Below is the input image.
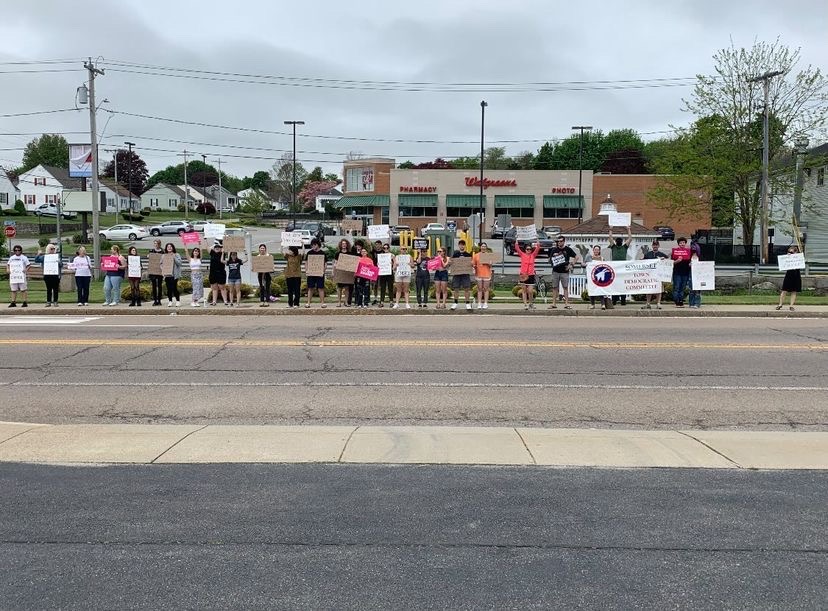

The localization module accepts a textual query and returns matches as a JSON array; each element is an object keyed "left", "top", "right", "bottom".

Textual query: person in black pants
[
  {"left": 414, "top": 246, "right": 431, "bottom": 307},
  {"left": 283, "top": 246, "right": 302, "bottom": 308},
  {"left": 256, "top": 244, "right": 273, "bottom": 307},
  {"left": 148, "top": 239, "right": 164, "bottom": 306},
  {"left": 35, "top": 244, "right": 61, "bottom": 307}
]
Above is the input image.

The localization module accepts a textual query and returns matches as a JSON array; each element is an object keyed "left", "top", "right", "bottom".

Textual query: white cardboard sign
[
  {"left": 281, "top": 231, "right": 304, "bottom": 247},
  {"left": 204, "top": 223, "right": 226, "bottom": 239},
  {"left": 367, "top": 224, "right": 390, "bottom": 240},
  {"left": 654, "top": 259, "right": 674, "bottom": 283},
  {"left": 586, "top": 260, "right": 661, "bottom": 296},
  {"left": 9, "top": 260, "right": 26, "bottom": 284},
  {"left": 43, "top": 254, "right": 60, "bottom": 276},
  {"left": 515, "top": 224, "right": 537, "bottom": 240},
  {"left": 608, "top": 212, "right": 632, "bottom": 227},
  {"left": 777, "top": 253, "right": 806, "bottom": 271},
  {"left": 377, "top": 253, "right": 393, "bottom": 276},
  {"left": 691, "top": 260, "right": 715, "bottom": 291},
  {"left": 128, "top": 255, "right": 142, "bottom": 278}
]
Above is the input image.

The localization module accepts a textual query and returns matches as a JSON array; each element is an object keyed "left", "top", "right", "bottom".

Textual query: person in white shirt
[
  {"left": 71, "top": 246, "right": 93, "bottom": 306},
  {"left": 6, "top": 245, "right": 31, "bottom": 308}
]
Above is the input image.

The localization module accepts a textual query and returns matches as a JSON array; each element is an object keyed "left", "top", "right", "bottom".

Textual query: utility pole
[
  {"left": 182, "top": 149, "right": 189, "bottom": 220},
  {"left": 125, "top": 141, "right": 135, "bottom": 214},
  {"left": 748, "top": 70, "right": 784, "bottom": 264},
  {"left": 111, "top": 149, "right": 119, "bottom": 224},
  {"left": 284, "top": 120, "right": 304, "bottom": 228},
  {"left": 214, "top": 158, "right": 224, "bottom": 219},
  {"left": 84, "top": 57, "right": 105, "bottom": 280},
  {"left": 478, "top": 100, "right": 487, "bottom": 248},
  {"left": 572, "top": 125, "right": 592, "bottom": 223}
]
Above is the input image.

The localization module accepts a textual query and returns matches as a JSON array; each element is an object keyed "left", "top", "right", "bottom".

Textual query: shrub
[
  {"left": 513, "top": 285, "right": 536, "bottom": 297},
  {"left": 100, "top": 240, "right": 113, "bottom": 252},
  {"left": 301, "top": 278, "right": 336, "bottom": 294},
  {"left": 177, "top": 204, "right": 186, "bottom": 213},
  {"left": 196, "top": 203, "right": 216, "bottom": 215},
  {"left": 72, "top": 233, "right": 89, "bottom": 244},
  {"left": 120, "top": 283, "right": 152, "bottom": 301},
  {"left": 471, "top": 285, "right": 496, "bottom": 300},
  {"left": 38, "top": 237, "right": 50, "bottom": 248},
  {"left": 141, "top": 208, "right": 152, "bottom": 216},
  {"left": 428, "top": 286, "right": 453, "bottom": 299},
  {"left": 271, "top": 274, "right": 287, "bottom": 296},
  {"left": 14, "top": 200, "right": 26, "bottom": 215},
  {"left": 122, "top": 212, "right": 144, "bottom": 222}
]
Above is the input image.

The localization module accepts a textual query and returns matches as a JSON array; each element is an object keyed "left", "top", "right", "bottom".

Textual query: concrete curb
[{"left": 0, "top": 423, "right": 826, "bottom": 469}]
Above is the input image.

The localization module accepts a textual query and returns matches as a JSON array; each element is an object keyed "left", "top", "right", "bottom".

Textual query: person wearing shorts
[
  {"left": 304, "top": 239, "right": 328, "bottom": 308},
  {"left": 6, "top": 245, "right": 31, "bottom": 308},
  {"left": 548, "top": 236, "right": 579, "bottom": 309},
  {"left": 516, "top": 241, "right": 540, "bottom": 310},
  {"left": 433, "top": 249, "right": 449, "bottom": 309},
  {"left": 225, "top": 251, "right": 244, "bottom": 306},
  {"left": 449, "top": 239, "right": 473, "bottom": 310},
  {"left": 472, "top": 243, "right": 493, "bottom": 309}
]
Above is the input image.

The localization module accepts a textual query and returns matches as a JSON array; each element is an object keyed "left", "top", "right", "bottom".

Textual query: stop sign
[{"left": 3, "top": 225, "right": 15, "bottom": 238}]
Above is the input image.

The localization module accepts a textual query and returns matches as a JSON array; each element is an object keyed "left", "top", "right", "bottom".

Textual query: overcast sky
[{"left": 1, "top": 0, "right": 825, "bottom": 182}]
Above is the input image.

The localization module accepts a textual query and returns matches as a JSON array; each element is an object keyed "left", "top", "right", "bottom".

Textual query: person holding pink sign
[
  {"left": 102, "top": 245, "right": 126, "bottom": 306},
  {"left": 432, "top": 248, "right": 449, "bottom": 309},
  {"left": 354, "top": 247, "right": 374, "bottom": 308}
]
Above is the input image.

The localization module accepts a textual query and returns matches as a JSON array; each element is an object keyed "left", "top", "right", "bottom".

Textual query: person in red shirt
[
  {"left": 516, "top": 241, "right": 541, "bottom": 310},
  {"left": 671, "top": 237, "right": 692, "bottom": 307}
]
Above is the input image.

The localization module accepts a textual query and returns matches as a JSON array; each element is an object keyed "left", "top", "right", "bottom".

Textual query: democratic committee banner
[{"left": 586, "top": 260, "right": 661, "bottom": 296}]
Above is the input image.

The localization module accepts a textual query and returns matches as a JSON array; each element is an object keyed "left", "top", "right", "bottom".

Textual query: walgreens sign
[{"left": 464, "top": 177, "right": 517, "bottom": 188}]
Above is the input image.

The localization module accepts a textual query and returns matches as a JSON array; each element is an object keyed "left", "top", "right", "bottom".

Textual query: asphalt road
[{"left": 1, "top": 315, "right": 826, "bottom": 430}]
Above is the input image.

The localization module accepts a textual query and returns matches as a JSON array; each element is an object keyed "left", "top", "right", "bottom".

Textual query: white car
[
  {"left": 293, "top": 229, "right": 314, "bottom": 247},
  {"left": 420, "top": 223, "right": 445, "bottom": 236},
  {"left": 99, "top": 224, "right": 149, "bottom": 241},
  {"left": 34, "top": 203, "right": 77, "bottom": 219},
  {"left": 191, "top": 220, "right": 213, "bottom": 233}
]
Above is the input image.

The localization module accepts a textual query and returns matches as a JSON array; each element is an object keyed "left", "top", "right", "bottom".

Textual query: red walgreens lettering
[{"left": 464, "top": 177, "right": 517, "bottom": 189}]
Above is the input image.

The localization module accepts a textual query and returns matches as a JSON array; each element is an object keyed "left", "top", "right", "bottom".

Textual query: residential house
[
  {"left": 98, "top": 178, "right": 142, "bottom": 213},
  {"left": 203, "top": 184, "right": 237, "bottom": 212},
  {"left": 17, "top": 165, "right": 81, "bottom": 211},
  {"left": 0, "top": 167, "right": 16, "bottom": 210},
  {"left": 237, "top": 187, "right": 275, "bottom": 210},
  {"left": 177, "top": 184, "right": 207, "bottom": 208},
  {"left": 141, "top": 183, "right": 188, "bottom": 211},
  {"left": 315, "top": 187, "right": 343, "bottom": 213}
]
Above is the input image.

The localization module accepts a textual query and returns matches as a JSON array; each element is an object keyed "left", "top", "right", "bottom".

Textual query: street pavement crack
[
  {"left": 513, "top": 428, "right": 537, "bottom": 465},
  {"left": 677, "top": 431, "right": 743, "bottom": 468},
  {"left": 149, "top": 425, "right": 208, "bottom": 463}
]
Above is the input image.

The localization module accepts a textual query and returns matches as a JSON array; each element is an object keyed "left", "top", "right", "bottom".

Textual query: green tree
[
  {"left": 271, "top": 153, "right": 308, "bottom": 211},
  {"left": 102, "top": 149, "right": 149, "bottom": 194},
  {"left": 239, "top": 189, "right": 270, "bottom": 215},
  {"left": 532, "top": 142, "right": 556, "bottom": 170},
  {"left": 19, "top": 134, "right": 69, "bottom": 173}
]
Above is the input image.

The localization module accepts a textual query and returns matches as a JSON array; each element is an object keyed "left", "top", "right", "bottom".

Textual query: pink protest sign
[
  {"left": 426, "top": 257, "right": 443, "bottom": 271},
  {"left": 355, "top": 261, "right": 379, "bottom": 281},
  {"left": 100, "top": 256, "right": 120, "bottom": 272},
  {"left": 181, "top": 231, "right": 200, "bottom": 245}
]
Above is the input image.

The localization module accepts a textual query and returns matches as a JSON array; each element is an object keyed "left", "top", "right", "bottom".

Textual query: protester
[
  {"left": 671, "top": 237, "right": 692, "bottom": 307},
  {"left": 226, "top": 251, "right": 244, "bottom": 306},
  {"left": 433, "top": 248, "right": 449, "bottom": 309},
  {"left": 777, "top": 245, "right": 802, "bottom": 311},
  {"left": 126, "top": 245, "right": 142, "bottom": 307},
  {"left": 334, "top": 238, "right": 353, "bottom": 307},
  {"left": 371, "top": 240, "right": 383, "bottom": 304},
  {"left": 392, "top": 245, "right": 413, "bottom": 309},
  {"left": 449, "top": 239, "right": 473, "bottom": 310},
  {"left": 163, "top": 242, "right": 182, "bottom": 307},
  {"left": 71, "top": 246, "right": 92, "bottom": 306},
  {"left": 190, "top": 247, "right": 204, "bottom": 307},
  {"left": 585, "top": 244, "right": 612, "bottom": 310},
  {"left": 208, "top": 242, "right": 228, "bottom": 306},
  {"left": 377, "top": 243, "right": 394, "bottom": 307},
  {"left": 34, "top": 243, "right": 61, "bottom": 307},
  {"left": 689, "top": 238, "right": 703, "bottom": 309},
  {"left": 7, "top": 244, "right": 31, "bottom": 308},
  {"left": 472, "top": 242, "right": 493, "bottom": 310},
  {"left": 256, "top": 244, "right": 273, "bottom": 307},
  {"left": 609, "top": 227, "right": 632, "bottom": 306},
  {"left": 414, "top": 246, "right": 431, "bottom": 308},
  {"left": 354, "top": 247, "right": 373, "bottom": 308},
  {"left": 283, "top": 245, "right": 302, "bottom": 308},
  {"left": 548, "top": 236, "right": 578, "bottom": 309},
  {"left": 304, "top": 239, "right": 328, "bottom": 308},
  {"left": 515, "top": 240, "right": 540, "bottom": 310},
  {"left": 148, "top": 239, "right": 164, "bottom": 306},
  {"left": 642, "top": 240, "right": 668, "bottom": 310},
  {"left": 103, "top": 244, "right": 126, "bottom": 307}
]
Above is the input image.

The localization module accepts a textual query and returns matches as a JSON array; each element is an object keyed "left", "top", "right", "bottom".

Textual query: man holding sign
[
  {"left": 449, "top": 239, "right": 473, "bottom": 310},
  {"left": 7, "top": 245, "right": 31, "bottom": 308},
  {"left": 608, "top": 226, "right": 632, "bottom": 305},
  {"left": 547, "top": 236, "right": 579, "bottom": 309},
  {"left": 642, "top": 241, "right": 668, "bottom": 309}
]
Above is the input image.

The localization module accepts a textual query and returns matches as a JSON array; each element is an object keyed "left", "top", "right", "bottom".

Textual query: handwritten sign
[
  {"left": 777, "top": 253, "right": 806, "bottom": 271},
  {"left": 101, "top": 256, "right": 120, "bottom": 272},
  {"left": 128, "top": 255, "right": 142, "bottom": 278},
  {"left": 204, "top": 223, "right": 226, "bottom": 239},
  {"left": 335, "top": 253, "right": 361, "bottom": 273},
  {"left": 608, "top": 212, "right": 632, "bottom": 227},
  {"left": 281, "top": 231, "right": 304, "bottom": 247},
  {"left": 223, "top": 236, "right": 245, "bottom": 252},
  {"left": 450, "top": 256, "right": 473, "bottom": 275},
  {"left": 654, "top": 258, "right": 674, "bottom": 283},
  {"left": 43, "top": 254, "right": 60, "bottom": 276},
  {"left": 333, "top": 269, "right": 356, "bottom": 284},
  {"left": 355, "top": 261, "right": 379, "bottom": 281},
  {"left": 341, "top": 219, "right": 363, "bottom": 233},
  {"left": 377, "top": 253, "right": 393, "bottom": 276},
  {"left": 426, "top": 257, "right": 443, "bottom": 271},
  {"left": 251, "top": 255, "right": 274, "bottom": 273},
  {"left": 691, "top": 260, "right": 715, "bottom": 291},
  {"left": 395, "top": 254, "right": 412, "bottom": 277},
  {"left": 160, "top": 254, "right": 175, "bottom": 277},
  {"left": 477, "top": 251, "right": 500, "bottom": 265},
  {"left": 515, "top": 224, "right": 537, "bottom": 241},
  {"left": 180, "top": 231, "right": 200, "bottom": 245},
  {"left": 306, "top": 254, "right": 326, "bottom": 277},
  {"left": 8, "top": 260, "right": 26, "bottom": 284},
  {"left": 367, "top": 224, "right": 390, "bottom": 240},
  {"left": 148, "top": 253, "right": 162, "bottom": 275}
]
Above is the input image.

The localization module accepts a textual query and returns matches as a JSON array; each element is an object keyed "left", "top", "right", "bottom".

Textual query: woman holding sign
[
  {"left": 71, "top": 246, "right": 92, "bottom": 306},
  {"left": 34, "top": 244, "right": 61, "bottom": 307},
  {"left": 777, "top": 245, "right": 802, "bottom": 311},
  {"left": 103, "top": 245, "right": 126, "bottom": 306},
  {"left": 283, "top": 246, "right": 302, "bottom": 308},
  {"left": 226, "top": 251, "right": 244, "bottom": 306},
  {"left": 334, "top": 239, "right": 353, "bottom": 307},
  {"left": 392, "top": 245, "right": 413, "bottom": 309},
  {"left": 515, "top": 241, "right": 540, "bottom": 311},
  {"left": 432, "top": 248, "right": 449, "bottom": 309},
  {"left": 473, "top": 243, "right": 494, "bottom": 310},
  {"left": 190, "top": 247, "right": 204, "bottom": 307},
  {"left": 208, "top": 243, "right": 228, "bottom": 306},
  {"left": 148, "top": 239, "right": 164, "bottom": 306},
  {"left": 126, "top": 246, "right": 142, "bottom": 307},
  {"left": 163, "top": 243, "right": 182, "bottom": 307},
  {"left": 414, "top": 246, "right": 431, "bottom": 308}
]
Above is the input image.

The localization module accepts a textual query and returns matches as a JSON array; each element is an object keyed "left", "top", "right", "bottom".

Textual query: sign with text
[
  {"left": 305, "top": 254, "right": 326, "bottom": 277},
  {"left": 355, "top": 261, "right": 379, "bottom": 281},
  {"left": 515, "top": 224, "right": 537, "bottom": 241},
  {"left": 223, "top": 236, "right": 245, "bottom": 252},
  {"left": 341, "top": 219, "right": 363, "bottom": 233},
  {"left": 394, "top": 254, "right": 412, "bottom": 277},
  {"left": 691, "top": 260, "right": 715, "bottom": 291},
  {"left": 160, "top": 254, "right": 175, "bottom": 277},
  {"left": 148, "top": 253, "right": 162, "bottom": 276},
  {"left": 450, "top": 256, "right": 474, "bottom": 275},
  {"left": 127, "top": 256, "right": 142, "bottom": 278},
  {"left": 100, "top": 256, "right": 120, "bottom": 272},
  {"left": 180, "top": 231, "right": 200, "bottom": 245},
  {"left": 43, "top": 254, "right": 60, "bottom": 276},
  {"left": 654, "top": 258, "right": 674, "bottom": 283},
  {"left": 335, "top": 253, "right": 361, "bottom": 273},
  {"left": 586, "top": 260, "right": 661, "bottom": 297},
  {"left": 367, "top": 224, "right": 390, "bottom": 240},
  {"left": 204, "top": 223, "right": 226, "bottom": 239},
  {"left": 281, "top": 231, "right": 304, "bottom": 247},
  {"left": 377, "top": 253, "right": 393, "bottom": 276},
  {"left": 608, "top": 212, "right": 632, "bottom": 227},
  {"left": 251, "top": 255, "right": 274, "bottom": 273},
  {"left": 333, "top": 269, "right": 356, "bottom": 284},
  {"left": 477, "top": 251, "right": 500, "bottom": 265},
  {"left": 777, "top": 253, "right": 806, "bottom": 271},
  {"left": 8, "top": 259, "right": 26, "bottom": 284},
  {"left": 426, "top": 257, "right": 443, "bottom": 271},
  {"left": 412, "top": 238, "right": 429, "bottom": 251}
]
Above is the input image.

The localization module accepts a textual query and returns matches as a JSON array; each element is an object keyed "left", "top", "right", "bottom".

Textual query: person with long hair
[
  {"left": 473, "top": 242, "right": 493, "bottom": 310},
  {"left": 71, "top": 246, "right": 92, "bottom": 306},
  {"left": 226, "top": 251, "right": 244, "bottom": 306},
  {"left": 515, "top": 240, "right": 540, "bottom": 311},
  {"left": 334, "top": 238, "right": 353, "bottom": 307},
  {"left": 34, "top": 243, "right": 61, "bottom": 307},
  {"left": 414, "top": 246, "right": 431, "bottom": 308},
  {"left": 208, "top": 242, "right": 228, "bottom": 306},
  {"left": 432, "top": 247, "right": 449, "bottom": 309},
  {"left": 148, "top": 239, "right": 164, "bottom": 306},
  {"left": 377, "top": 243, "right": 394, "bottom": 307},
  {"left": 163, "top": 242, "right": 182, "bottom": 307},
  {"left": 256, "top": 243, "right": 273, "bottom": 307},
  {"left": 190, "top": 247, "right": 204, "bottom": 307},
  {"left": 777, "top": 245, "right": 802, "bottom": 311},
  {"left": 392, "top": 245, "right": 413, "bottom": 309},
  {"left": 126, "top": 245, "right": 142, "bottom": 307},
  {"left": 103, "top": 244, "right": 126, "bottom": 307},
  {"left": 585, "top": 244, "right": 612, "bottom": 310},
  {"left": 284, "top": 245, "right": 302, "bottom": 308}
]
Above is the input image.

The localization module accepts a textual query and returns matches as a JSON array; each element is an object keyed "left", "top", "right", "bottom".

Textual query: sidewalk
[{"left": 1, "top": 422, "right": 826, "bottom": 469}]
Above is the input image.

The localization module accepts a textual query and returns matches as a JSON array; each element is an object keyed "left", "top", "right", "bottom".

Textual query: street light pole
[
  {"left": 83, "top": 57, "right": 104, "bottom": 279},
  {"left": 124, "top": 141, "right": 135, "bottom": 214},
  {"left": 213, "top": 158, "right": 224, "bottom": 220},
  {"left": 284, "top": 120, "right": 305, "bottom": 227},
  {"left": 571, "top": 125, "right": 592, "bottom": 223},
  {"left": 478, "top": 101, "right": 487, "bottom": 248}
]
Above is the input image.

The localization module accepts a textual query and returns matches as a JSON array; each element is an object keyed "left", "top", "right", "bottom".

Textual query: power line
[{"left": 0, "top": 108, "right": 81, "bottom": 119}]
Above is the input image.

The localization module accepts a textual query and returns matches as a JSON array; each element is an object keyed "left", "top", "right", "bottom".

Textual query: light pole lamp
[
  {"left": 284, "top": 120, "right": 305, "bottom": 227},
  {"left": 124, "top": 141, "right": 135, "bottom": 214},
  {"left": 571, "top": 126, "right": 592, "bottom": 223},
  {"left": 478, "top": 101, "right": 487, "bottom": 248}
]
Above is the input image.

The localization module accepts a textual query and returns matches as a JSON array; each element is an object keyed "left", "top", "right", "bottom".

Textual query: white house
[
  {"left": 203, "top": 184, "right": 237, "bottom": 212},
  {"left": 315, "top": 187, "right": 343, "bottom": 213},
  {"left": 0, "top": 167, "right": 16, "bottom": 211},
  {"left": 141, "top": 183, "right": 188, "bottom": 211},
  {"left": 17, "top": 165, "right": 80, "bottom": 211},
  {"left": 237, "top": 188, "right": 275, "bottom": 210},
  {"left": 177, "top": 184, "right": 205, "bottom": 208},
  {"left": 98, "top": 178, "right": 141, "bottom": 213}
]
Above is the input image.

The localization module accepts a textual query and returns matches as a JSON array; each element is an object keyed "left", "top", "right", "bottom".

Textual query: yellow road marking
[{"left": 0, "top": 338, "right": 826, "bottom": 350}]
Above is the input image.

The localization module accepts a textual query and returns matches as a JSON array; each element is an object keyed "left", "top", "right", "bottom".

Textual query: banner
[
  {"left": 147, "top": 253, "right": 162, "bottom": 276},
  {"left": 691, "top": 260, "right": 715, "bottom": 291},
  {"left": 223, "top": 236, "right": 245, "bottom": 252},
  {"left": 127, "top": 255, "right": 142, "bottom": 278},
  {"left": 100, "top": 256, "right": 120, "bottom": 272},
  {"left": 608, "top": 212, "right": 631, "bottom": 227},
  {"left": 43, "top": 254, "right": 60, "bottom": 276},
  {"left": 377, "top": 253, "right": 393, "bottom": 276},
  {"left": 335, "top": 253, "right": 361, "bottom": 273},
  {"left": 8, "top": 260, "right": 26, "bottom": 284},
  {"left": 586, "top": 260, "right": 661, "bottom": 296},
  {"left": 251, "top": 256, "right": 274, "bottom": 273},
  {"left": 180, "top": 231, "right": 200, "bottom": 245},
  {"left": 306, "top": 254, "right": 326, "bottom": 277},
  {"left": 367, "top": 224, "right": 390, "bottom": 240},
  {"left": 777, "top": 253, "right": 806, "bottom": 271},
  {"left": 515, "top": 224, "right": 537, "bottom": 240},
  {"left": 281, "top": 231, "right": 304, "bottom": 247},
  {"left": 355, "top": 261, "right": 379, "bottom": 281},
  {"left": 204, "top": 223, "right": 226, "bottom": 239},
  {"left": 654, "top": 258, "right": 674, "bottom": 283}
]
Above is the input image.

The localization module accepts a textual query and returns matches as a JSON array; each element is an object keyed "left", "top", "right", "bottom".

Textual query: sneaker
[
  {"left": 192, "top": 302, "right": 199, "bottom": 307},
  {"left": 405, "top": 304, "right": 411, "bottom": 309},
  {"left": 167, "top": 301, "right": 173, "bottom": 307},
  {"left": 83, "top": 303, "right": 88, "bottom": 306},
  {"left": 477, "top": 303, "right": 483, "bottom": 310},
  {"left": 391, "top": 303, "right": 398, "bottom": 309},
  {"left": 450, "top": 303, "right": 458, "bottom": 310},
  {"left": 175, "top": 300, "right": 181, "bottom": 307},
  {"left": 590, "top": 305, "right": 596, "bottom": 310},
  {"left": 53, "top": 303, "right": 58, "bottom": 307},
  {"left": 482, "top": 304, "right": 488, "bottom": 310},
  {"left": 642, "top": 304, "right": 651, "bottom": 310},
  {"left": 524, "top": 304, "right": 530, "bottom": 310},
  {"left": 529, "top": 304, "right": 536, "bottom": 310},
  {"left": 102, "top": 302, "right": 110, "bottom": 307},
  {"left": 466, "top": 303, "right": 472, "bottom": 310},
  {"left": 45, "top": 303, "right": 52, "bottom": 308},
  {"left": 8, "top": 302, "right": 16, "bottom": 308},
  {"left": 78, "top": 302, "right": 83, "bottom": 307},
  {"left": 21, "top": 302, "right": 27, "bottom": 308}
]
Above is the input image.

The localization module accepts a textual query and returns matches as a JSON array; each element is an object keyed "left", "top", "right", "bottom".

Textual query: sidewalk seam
[
  {"left": 337, "top": 426, "right": 360, "bottom": 463},
  {"left": 677, "top": 431, "right": 743, "bottom": 469},
  {"left": 149, "top": 425, "right": 209, "bottom": 464},
  {"left": 513, "top": 428, "right": 537, "bottom": 465},
  {"left": 0, "top": 425, "right": 48, "bottom": 447}
]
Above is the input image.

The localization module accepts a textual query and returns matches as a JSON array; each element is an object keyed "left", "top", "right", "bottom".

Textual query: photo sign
[
  {"left": 515, "top": 224, "right": 537, "bottom": 241},
  {"left": 586, "top": 260, "right": 661, "bottom": 297},
  {"left": 148, "top": 253, "right": 162, "bottom": 275},
  {"left": 43, "top": 254, "right": 60, "bottom": 276},
  {"left": 608, "top": 212, "right": 632, "bottom": 227},
  {"left": 251, "top": 255, "right": 274, "bottom": 273},
  {"left": 204, "top": 223, "right": 226, "bottom": 239},
  {"left": 100, "top": 256, "right": 120, "bottom": 272},
  {"left": 128, "top": 255, "right": 142, "bottom": 278},
  {"left": 777, "top": 253, "right": 806, "bottom": 271},
  {"left": 367, "top": 224, "right": 390, "bottom": 240},
  {"left": 450, "top": 256, "right": 474, "bottom": 275},
  {"left": 335, "top": 253, "right": 361, "bottom": 273},
  {"left": 281, "top": 231, "right": 304, "bottom": 247},
  {"left": 377, "top": 253, "right": 393, "bottom": 275},
  {"left": 306, "top": 254, "right": 326, "bottom": 277},
  {"left": 8, "top": 260, "right": 26, "bottom": 284},
  {"left": 691, "top": 260, "right": 715, "bottom": 291}
]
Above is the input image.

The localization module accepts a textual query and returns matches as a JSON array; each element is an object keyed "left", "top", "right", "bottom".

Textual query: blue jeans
[
  {"left": 104, "top": 275, "right": 123, "bottom": 304},
  {"left": 672, "top": 273, "right": 690, "bottom": 305},
  {"left": 689, "top": 290, "right": 702, "bottom": 307}
]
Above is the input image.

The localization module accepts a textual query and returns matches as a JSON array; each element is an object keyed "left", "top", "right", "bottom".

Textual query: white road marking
[{"left": 0, "top": 317, "right": 99, "bottom": 325}]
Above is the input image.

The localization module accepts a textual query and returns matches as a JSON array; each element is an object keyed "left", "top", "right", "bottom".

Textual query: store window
[
  {"left": 399, "top": 206, "right": 438, "bottom": 217},
  {"left": 493, "top": 206, "right": 534, "bottom": 218},
  {"left": 818, "top": 167, "right": 825, "bottom": 187},
  {"left": 345, "top": 167, "right": 375, "bottom": 193},
  {"left": 543, "top": 195, "right": 583, "bottom": 219}
]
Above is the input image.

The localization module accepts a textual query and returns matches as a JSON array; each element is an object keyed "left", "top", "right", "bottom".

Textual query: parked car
[
  {"left": 653, "top": 225, "right": 675, "bottom": 241},
  {"left": 541, "top": 225, "right": 562, "bottom": 236},
  {"left": 99, "top": 224, "right": 149, "bottom": 241},
  {"left": 420, "top": 222, "right": 445, "bottom": 237},
  {"left": 33, "top": 203, "right": 77, "bottom": 219},
  {"left": 490, "top": 221, "right": 513, "bottom": 239},
  {"left": 191, "top": 220, "right": 214, "bottom": 233},
  {"left": 292, "top": 229, "right": 314, "bottom": 247},
  {"left": 503, "top": 228, "right": 557, "bottom": 256},
  {"left": 149, "top": 220, "right": 193, "bottom": 236},
  {"left": 390, "top": 225, "right": 412, "bottom": 245},
  {"left": 300, "top": 222, "right": 334, "bottom": 242}
]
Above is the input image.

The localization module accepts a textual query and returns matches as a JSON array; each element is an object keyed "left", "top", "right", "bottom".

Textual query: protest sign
[
  {"left": 281, "top": 231, "right": 304, "bottom": 247},
  {"left": 223, "top": 236, "right": 245, "bottom": 252},
  {"left": 8, "top": 260, "right": 26, "bottom": 284},
  {"left": 341, "top": 219, "right": 362, "bottom": 233},
  {"left": 691, "top": 260, "right": 715, "bottom": 291},
  {"left": 100, "top": 256, "right": 120, "bottom": 272},
  {"left": 204, "top": 223, "right": 226, "bottom": 239},
  {"left": 777, "top": 253, "right": 806, "bottom": 271},
  {"left": 306, "top": 254, "right": 326, "bottom": 277},
  {"left": 377, "top": 253, "right": 393, "bottom": 275},
  {"left": 43, "top": 254, "right": 60, "bottom": 276},
  {"left": 180, "top": 231, "right": 200, "bottom": 245},
  {"left": 251, "top": 255, "right": 274, "bottom": 273},
  {"left": 477, "top": 251, "right": 500, "bottom": 265},
  {"left": 450, "top": 256, "right": 474, "bottom": 275},
  {"left": 147, "top": 253, "right": 162, "bottom": 275},
  {"left": 160, "top": 254, "right": 175, "bottom": 277},
  {"left": 654, "top": 259, "right": 674, "bottom": 283},
  {"left": 335, "top": 253, "right": 361, "bottom": 273},
  {"left": 585, "top": 260, "right": 661, "bottom": 296},
  {"left": 355, "top": 261, "right": 379, "bottom": 281},
  {"left": 395, "top": 254, "right": 412, "bottom": 277},
  {"left": 128, "top": 256, "right": 142, "bottom": 278},
  {"left": 426, "top": 257, "right": 443, "bottom": 271},
  {"left": 333, "top": 269, "right": 356, "bottom": 284},
  {"left": 367, "top": 224, "right": 390, "bottom": 240},
  {"left": 515, "top": 224, "right": 537, "bottom": 241},
  {"left": 608, "top": 212, "right": 632, "bottom": 227},
  {"left": 412, "top": 238, "right": 429, "bottom": 250}
]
